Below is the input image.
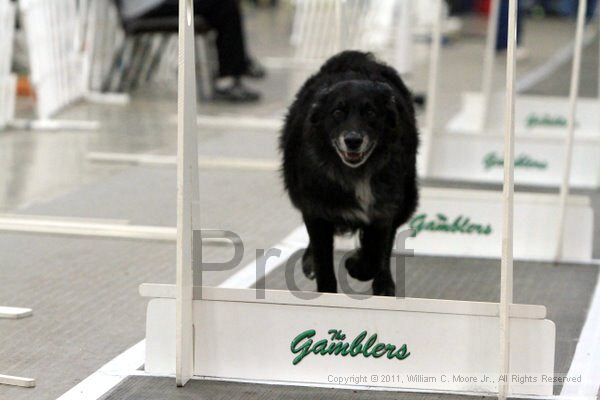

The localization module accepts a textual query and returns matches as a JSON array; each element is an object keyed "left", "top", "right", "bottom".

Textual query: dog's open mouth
[{"left": 333, "top": 142, "right": 376, "bottom": 168}]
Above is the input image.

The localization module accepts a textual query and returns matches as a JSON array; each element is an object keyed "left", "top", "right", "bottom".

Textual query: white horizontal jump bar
[
  {"left": 0, "top": 216, "right": 231, "bottom": 244},
  {"left": 87, "top": 152, "right": 279, "bottom": 171},
  {"left": 196, "top": 114, "right": 282, "bottom": 131},
  {"left": 138, "top": 283, "right": 547, "bottom": 319},
  {"left": 0, "top": 374, "right": 35, "bottom": 388},
  {"left": 9, "top": 118, "right": 99, "bottom": 131},
  {"left": 0, "top": 306, "right": 33, "bottom": 319},
  {"left": 84, "top": 92, "right": 131, "bottom": 105}
]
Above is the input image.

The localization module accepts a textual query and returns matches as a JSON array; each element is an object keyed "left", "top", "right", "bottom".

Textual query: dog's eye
[
  {"left": 332, "top": 109, "right": 344, "bottom": 120},
  {"left": 366, "top": 110, "right": 376, "bottom": 119}
]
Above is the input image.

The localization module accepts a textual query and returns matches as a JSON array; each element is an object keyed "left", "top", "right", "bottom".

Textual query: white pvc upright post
[
  {"left": 555, "top": 0, "right": 587, "bottom": 262},
  {"left": 421, "top": 0, "right": 444, "bottom": 176},
  {"left": 333, "top": 0, "right": 342, "bottom": 53},
  {"left": 175, "top": 0, "right": 200, "bottom": 387},
  {"left": 499, "top": 0, "right": 518, "bottom": 398},
  {"left": 394, "top": 0, "right": 413, "bottom": 75},
  {"left": 480, "top": 0, "right": 501, "bottom": 131}
]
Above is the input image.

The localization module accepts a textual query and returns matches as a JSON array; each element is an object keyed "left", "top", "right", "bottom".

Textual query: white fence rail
[
  {"left": 20, "top": 0, "right": 87, "bottom": 119},
  {"left": 0, "top": 0, "right": 16, "bottom": 130}
]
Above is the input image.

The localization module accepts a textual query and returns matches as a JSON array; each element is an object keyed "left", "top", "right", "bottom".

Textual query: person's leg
[
  {"left": 496, "top": 0, "right": 524, "bottom": 51},
  {"left": 140, "top": 0, "right": 262, "bottom": 101},
  {"left": 194, "top": 0, "right": 249, "bottom": 78},
  {"left": 195, "top": 0, "right": 263, "bottom": 101},
  {"left": 138, "top": 1, "right": 178, "bottom": 18},
  {"left": 587, "top": 0, "right": 597, "bottom": 19},
  {"left": 496, "top": 0, "right": 508, "bottom": 50}
]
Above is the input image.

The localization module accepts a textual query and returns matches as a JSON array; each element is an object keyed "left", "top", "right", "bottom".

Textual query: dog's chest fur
[{"left": 339, "top": 178, "right": 374, "bottom": 223}]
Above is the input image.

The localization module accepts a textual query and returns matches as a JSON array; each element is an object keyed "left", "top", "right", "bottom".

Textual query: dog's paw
[
  {"left": 372, "top": 278, "right": 396, "bottom": 297},
  {"left": 302, "top": 248, "right": 316, "bottom": 280},
  {"left": 344, "top": 250, "right": 376, "bottom": 281}
]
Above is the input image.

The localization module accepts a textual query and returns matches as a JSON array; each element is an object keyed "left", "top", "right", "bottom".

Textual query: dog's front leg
[
  {"left": 361, "top": 224, "right": 396, "bottom": 296},
  {"left": 304, "top": 217, "right": 336, "bottom": 293}
]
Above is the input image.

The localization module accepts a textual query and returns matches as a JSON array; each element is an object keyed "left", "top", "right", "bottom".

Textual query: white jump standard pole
[
  {"left": 175, "top": 0, "right": 200, "bottom": 387},
  {"left": 421, "top": 0, "right": 444, "bottom": 176},
  {"left": 555, "top": 0, "right": 587, "bottom": 262},
  {"left": 480, "top": 0, "right": 501, "bottom": 132},
  {"left": 499, "top": 0, "right": 518, "bottom": 398}
]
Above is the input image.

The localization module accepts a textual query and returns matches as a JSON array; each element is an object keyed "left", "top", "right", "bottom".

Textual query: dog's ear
[
  {"left": 308, "top": 87, "right": 330, "bottom": 124},
  {"left": 385, "top": 95, "right": 399, "bottom": 128},
  {"left": 309, "top": 101, "right": 323, "bottom": 124},
  {"left": 375, "top": 82, "right": 399, "bottom": 128}
]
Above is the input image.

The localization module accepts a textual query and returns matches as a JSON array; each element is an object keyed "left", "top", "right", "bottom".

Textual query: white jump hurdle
[
  {"left": 16, "top": 0, "right": 100, "bottom": 131},
  {"left": 421, "top": 0, "right": 593, "bottom": 264},
  {"left": 443, "top": 0, "right": 598, "bottom": 189},
  {"left": 140, "top": 2, "right": 556, "bottom": 399},
  {"left": 340, "top": 187, "right": 592, "bottom": 263}
]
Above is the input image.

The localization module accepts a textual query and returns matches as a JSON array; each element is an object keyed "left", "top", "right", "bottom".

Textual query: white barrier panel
[
  {"left": 449, "top": 92, "right": 600, "bottom": 138},
  {"left": 441, "top": 90, "right": 600, "bottom": 188},
  {"left": 423, "top": 130, "right": 600, "bottom": 189},
  {"left": 0, "top": 0, "right": 16, "bottom": 129},
  {"left": 142, "top": 285, "right": 555, "bottom": 397},
  {"left": 20, "top": 0, "right": 87, "bottom": 119},
  {"left": 331, "top": 187, "right": 593, "bottom": 262}
]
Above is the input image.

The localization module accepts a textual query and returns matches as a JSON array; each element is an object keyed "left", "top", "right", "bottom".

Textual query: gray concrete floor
[
  {"left": 0, "top": 5, "right": 599, "bottom": 400},
  {"left": 100, "top": 377, "right": 494, "bottom": 400}
]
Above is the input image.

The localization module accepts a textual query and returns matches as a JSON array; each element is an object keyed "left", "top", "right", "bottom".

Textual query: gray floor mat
[{"left": 100, "top": 376, "right": 492, "bottom": 400}]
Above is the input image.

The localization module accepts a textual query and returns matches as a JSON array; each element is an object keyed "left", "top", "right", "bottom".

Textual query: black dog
[{"left": 280, "top": 51, "right": 419, "bottom": 296}]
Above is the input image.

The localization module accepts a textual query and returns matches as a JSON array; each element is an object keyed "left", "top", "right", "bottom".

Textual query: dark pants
[
  {"left": 142, "top": 0, "right": 249, "bottom": 77},
  {"left": 496, "top": 0, "right": 523, "bottom": 50}
]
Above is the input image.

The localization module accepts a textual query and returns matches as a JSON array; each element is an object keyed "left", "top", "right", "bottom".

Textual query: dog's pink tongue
[{"left": 345, "top": 152, "right": 362, "bottom": 161}]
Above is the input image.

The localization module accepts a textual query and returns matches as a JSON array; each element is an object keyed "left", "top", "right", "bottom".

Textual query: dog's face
[{"left": 308, "top": 80, "right": 399, "bottom": 168}]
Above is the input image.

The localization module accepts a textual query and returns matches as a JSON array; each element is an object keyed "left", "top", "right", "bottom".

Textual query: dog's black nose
[{"left": 344, "top": 132, "right": 363, "bottom": 151}]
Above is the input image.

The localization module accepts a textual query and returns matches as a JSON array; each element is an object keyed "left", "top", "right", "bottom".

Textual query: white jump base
[
  {"left": 448, "top": 92, "right": 600, "bottom": 138},
  {"left": 423, "top": 131, "right": 600, "bottom": 189},
  {"left": 0, "top": 306, "right": 33, "bottom": 319},
  {"left": 334, "top": 187, "right": 593, "bottom": 263},
  {"left": 439, "top": 93, "right": 600, "bottom": 188},
  {"left": 0, "top": 374, "right": 35, "bottom": 388},
  {"left": 141, "top": 284, "right": 555, "bottom": 397}
]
